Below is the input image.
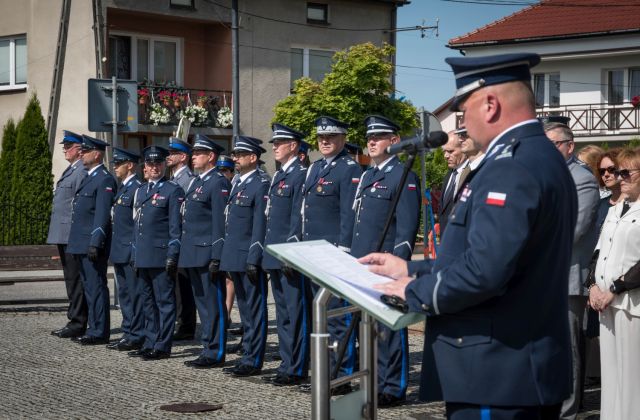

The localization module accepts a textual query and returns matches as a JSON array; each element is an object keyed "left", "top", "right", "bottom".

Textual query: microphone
[{"left": 386, "top": 130, "right": 448, "bottom": 155}]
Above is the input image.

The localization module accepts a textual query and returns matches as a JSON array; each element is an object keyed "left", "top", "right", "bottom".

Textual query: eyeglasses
[
  {"left": 62, "top": 143, "right": 79, "bottom": 150},
  {"left": 598, "top": 166, "right": 616, "bottom": 176},
  {"left": 614, "top": 168, "right": 640, "bottom": 180},
  {"left": 551, "top": 139, "right": 572, "bottom": 148}
]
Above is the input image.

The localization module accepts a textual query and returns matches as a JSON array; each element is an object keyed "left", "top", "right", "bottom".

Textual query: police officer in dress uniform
[
  {"left": 128, "top": 146, "right": 185, "bottom": 361},
  {"left": 180, "top": 135, "right": 231, "bottom": 369},
  {"left": 367, "top": 53, "right": 576, "bottom": 419},
  {"left": 262, "top": 123, "right": 311, "bottom": 386},
  {"left": 67, "top": 135, "right": 117, "bottom": 345},
  {"left": 48, "top": 131, "right": 88, "bottom": 338},
  {"left": 220, "top": 136, "right": 270, "bottom": 377},
  {"left": 106, "top": 147, "right": 145, "bottom": 351},
  {"left": 351, "top": 115, "right": 421, "bottom": 407},
  {"left": 298, "top": 140, "right": 311, "bottom": 168},
  {"left": 167, "top": 138, "right": 197, "bottom": 341},
  {"left": 217, "top": 155, "right": 236, "bottom": 181},
  {"left": 298, "top": 116, "right": 362, "bottom": 389}
]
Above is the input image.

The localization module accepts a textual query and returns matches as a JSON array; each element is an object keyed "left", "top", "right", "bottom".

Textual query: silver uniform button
[{"left": 421, "top": 304, "right": 429, "bottom": 311}]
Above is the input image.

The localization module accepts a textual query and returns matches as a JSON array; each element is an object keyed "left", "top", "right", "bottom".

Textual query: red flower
[
  {"left": 632, "top": 95, "right": 640, "bottom": 108},
  {"left": 137, "top": 88, "right": 150, "bottom": 98}
]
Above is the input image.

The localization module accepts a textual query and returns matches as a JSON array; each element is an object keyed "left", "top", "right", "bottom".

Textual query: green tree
[
  {"left": 0, "top": 118, "right": 18, "bottom": 243},
  {"left": 273, "top": 43, "right": 419, "bottom": 148},
  {"left": 10, "top": 94, "right": 53, "bottom": 244}
]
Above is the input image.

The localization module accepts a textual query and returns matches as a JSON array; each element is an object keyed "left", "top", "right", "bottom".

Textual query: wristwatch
[{"left": 609, "top": 278, "right": 626, "bottom": 295}]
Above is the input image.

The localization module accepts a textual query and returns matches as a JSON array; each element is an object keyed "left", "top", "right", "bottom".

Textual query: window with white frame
[
  {"left": 533, "top": 72, "right": 560, "bottom": 107},
  {"left": 108, "top": 33, "right": 182, "bottom": 85},
  {"left": 290, "top": 47, "right": 334, "bottom": 90},
  {"left": 0, "top": 35, "right": 27, "bottom": 90},
  {"left": 604, "top": 68, "right": 640, "bottom": 104}
]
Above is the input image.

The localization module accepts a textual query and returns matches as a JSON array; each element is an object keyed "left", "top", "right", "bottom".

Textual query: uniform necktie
[
  {"left": 147, "top": 181, "right": 155, "bottom": 194},
  {"left": 442, "top": 169, "right": 457, "bottom": 205}
]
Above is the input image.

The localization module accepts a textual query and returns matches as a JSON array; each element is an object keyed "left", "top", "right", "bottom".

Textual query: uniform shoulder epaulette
[{"left": 167, "top": 180, "right": 179, "bottom": 186}]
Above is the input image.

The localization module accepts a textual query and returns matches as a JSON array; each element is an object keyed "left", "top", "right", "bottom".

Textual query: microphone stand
[{"left": 331, "top": 147, "right": 419, "bottom": 380}]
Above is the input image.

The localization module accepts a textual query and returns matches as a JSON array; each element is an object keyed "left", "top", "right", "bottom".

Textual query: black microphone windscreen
[{"left": 426, "top": 131, "right": 448, "bottom": 148}]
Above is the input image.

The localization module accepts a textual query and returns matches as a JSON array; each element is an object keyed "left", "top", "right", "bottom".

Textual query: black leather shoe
[
  {"left": 222, "top": 365, "right": 237, "bottom": 375},
  {"left": 172, "top": 331, "right": 195, "bottom": 341},
  {"left": 184, "top": 356, "right": 225, "bottom": 369},
  {"left": 107, "top": 339, "right": 142, "bottom": 351},
  {"left": 228, "top": 326, "right": 244, "bottom": 336},
  {"left": 76, "top": 335, "right": 110, "bottom": 346},
  {"left": 271, "top": 374, "right": 308, "bottom": 387},
  {"left": 331, "top": 384, "right": 352, "bottom": 396},
  {"left": 261, "top": 374, "right": 278, "bottom": 383},
  {"left": 128, "top": 348, "right": 152, "bottom": 357},
  {"left": 377, "top": 393, "right": 405, "bottom": 408},
  {"left": 298, "top": 383, "right": 312, "bottom": 393},
  {"left": 142, "top": 350, "right": 171, "bottom": 360},
  {"left": 53, "top": 327, "right": 84, "bottom": 338},
  {"left": 230, "top": 364, "right": 261, "bottom": 377}
]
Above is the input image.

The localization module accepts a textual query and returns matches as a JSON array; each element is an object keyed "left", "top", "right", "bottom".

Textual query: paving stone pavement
[{"left": 0, "top": 282, "right": 601, "bottom": 419}]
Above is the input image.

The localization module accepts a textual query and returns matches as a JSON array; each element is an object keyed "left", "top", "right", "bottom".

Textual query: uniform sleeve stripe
[{"left": 433, "top": 271, "right": 443, "bottom": 315}]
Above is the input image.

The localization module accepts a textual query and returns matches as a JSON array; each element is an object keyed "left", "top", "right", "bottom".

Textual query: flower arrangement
[
  {"left": 158, "top": 90, "right": 172, "bottom": 104},
  {"left": 216, "top": 106, "right": 233, "bottom": 128},
  {"left": 632, "top": 95, "right": 640, "bottom": 108},
  {"left": 179, "top": 105, "right": 209, "bottom": 126},
  {"left": 149, "top": 103, "right": 171, "bottom": 125},
  {"left": 196, "top": 91, "right": 208, "bottom": 102},
  {"left": 137, "top": 88, "right": 150, "bottom": 105}
]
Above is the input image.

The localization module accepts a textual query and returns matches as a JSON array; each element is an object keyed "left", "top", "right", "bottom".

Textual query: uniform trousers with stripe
[
  {"left": 269, "top": 269, "right": 312, "bottom": 377},
  {"left": 114, "top": 262, "right": 145, "bottom": 344},
  {"left": 229, "top": 270, "right": 268, "bottom": 368},
  {"left": 75, "top": 254, "right": 110, "bottom": 339},
  {"left": 138, "top": 268, "right": 176, "bottom": 353},
  {"left": 186, "top": 267, "right": 227, "bottom": 361}
]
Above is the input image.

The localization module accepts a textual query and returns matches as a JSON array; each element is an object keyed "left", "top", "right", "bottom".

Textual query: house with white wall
[{"left": 436, "top": 0, "right": 640, "bottom": 144}]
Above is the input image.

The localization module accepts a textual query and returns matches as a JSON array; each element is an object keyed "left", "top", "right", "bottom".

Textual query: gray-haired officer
[
  {"left": 220, "top": 136, "right": 270, "bottom": 377},
  {"left": 107, "top": 147, "right": 144, "bottom": 351},
  {"left": 48, "top": 131, "right": 88, "bottom": 339},
  {"left": 180, "top": 135, "right": 231, "bottom": 369},
  {"left": 67, "top": 135, "right": 117, "bottom": 345},
  {"left": 129, "top": 146, "right": 185, "bottom": 360},
  {"left": 167, "top": 138, "right": 197, "bottom": 341},
  {"left": 369, "top": 53, "right": 576, "bottom": 418},
  {"left": 263, "top": 123, "right": 310, "bottom": 386},
  {"left": 351, "top": 115, "right": 421, "bottom": 407},
  {"left": 298, "top": 116, "right": 362, "bottom": 389}
]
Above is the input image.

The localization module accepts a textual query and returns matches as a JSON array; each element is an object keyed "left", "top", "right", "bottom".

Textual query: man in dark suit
[
  {"left": 438, "top": 130, "right": 466, "bottom": 233},
  {"left": 107, "top": 147, "right": 144, "bottom": 351},
  {"left": 262, "top": 123, "right": 310, "bottom": 386},
  {"left": 48, "top": 131, "right": 88, "bottom": 338},
  {"left": 366, "top": 53, "right": 577, "bottom": 418},
  {"left": 129, "top": 146, "right": 185, "bottom": 361},
  {"left": 298, "top": 116, "right": 362, "bottom": 388},
  {"left": 67, "top": 135, "right": 117, "bottom": 345},
  {"left": 544, "top": 119, "right": 599, "bottom": 420},
  {"left": 351, "top": 115, "right": 421, "bottom": 407},
  {"left": 220, "top": 136, "right": 270, "bottom": 377},
  {"left": 180, "top": 135, "right": 231, "bottom": 369},
  {"left": 167, "top": 138, "right": 197, "bottom": 341}
]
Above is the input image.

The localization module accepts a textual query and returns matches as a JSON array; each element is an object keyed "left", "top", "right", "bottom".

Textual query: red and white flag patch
[
  {"left": 486, "top": 192, "right": 506, "bottom": 207},
  {"left": 351, "top": 178, "right": 360, "bottom": 184},
  {"left": 407, "top": 183, "right": 417, "bottom": 191}
]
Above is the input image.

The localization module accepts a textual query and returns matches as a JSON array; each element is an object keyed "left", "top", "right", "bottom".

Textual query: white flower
[
  {"left": 217, "top": 106, "right": 233, "bottom": 128},
  {"left": 179, "top": 105, "right": 209, "bottom": 126},
  {"left": 149, "top": 103, "right": 170, "bottom": 126}
]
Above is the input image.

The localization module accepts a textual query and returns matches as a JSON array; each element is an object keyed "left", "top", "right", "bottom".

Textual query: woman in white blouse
[{"left": 588, "top": 148, "right": 640, "bottom": 419}]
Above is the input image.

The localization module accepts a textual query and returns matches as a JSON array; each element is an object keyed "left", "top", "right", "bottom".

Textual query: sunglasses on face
[
  {"left": 614, "top": 168, "right": 640, "bottom": 180},
  {"left": 599, "top": 166, "right": 616, "bottom": 176}
]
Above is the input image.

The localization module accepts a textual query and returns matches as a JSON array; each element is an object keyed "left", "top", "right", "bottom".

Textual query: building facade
[{"left": 0, "top": 0, "right": 406, "bottom": 179}]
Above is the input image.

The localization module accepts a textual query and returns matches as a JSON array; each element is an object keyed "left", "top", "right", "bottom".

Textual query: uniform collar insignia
[
  {"left": 204, "top": 175, "right": 211, "bottom": 181},
  {"left": 287, "top": 167, "right": 293, "bottom": 173},
  {"left": 385, "top": 165, "right": 393, "bottom": 173},
  {"left": 331, "top": 161, "right": 336, "bottom": 167}
]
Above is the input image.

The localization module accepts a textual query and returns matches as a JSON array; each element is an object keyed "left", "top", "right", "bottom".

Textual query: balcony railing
[
  {"left": 137, "top": 84, "right": 233, "bottom": 130},
  {"left": 537, "top": 103, "right": 640, "bottom": 137}
]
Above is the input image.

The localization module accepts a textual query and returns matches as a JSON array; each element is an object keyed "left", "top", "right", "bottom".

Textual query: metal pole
[
  {"left": 231, "top": 0, "right": 239, "bottom": 137},
  {"left": 359, "top": 312, "right": 377, "bottom": 420},
  {"left": 419, "top": 110, "right": 427, "bottom": 251},
  {"left": 311, "top": 287, "right": 332, "bottom": 420},
  {"left": 111, "top": 76, "right": 118, "bottom": 149}
]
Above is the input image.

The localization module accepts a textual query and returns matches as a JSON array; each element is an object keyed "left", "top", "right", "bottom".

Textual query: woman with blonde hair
[
  {"left": 587, "top": 147, "right": 640, "bottom": 419},
  {"left": 578, "top": 144, "right": 605, "bottom": 183}
]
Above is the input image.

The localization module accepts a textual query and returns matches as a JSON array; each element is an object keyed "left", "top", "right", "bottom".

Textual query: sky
[{"left": 395, "top": 1, "right": 527, "bottom": 112}]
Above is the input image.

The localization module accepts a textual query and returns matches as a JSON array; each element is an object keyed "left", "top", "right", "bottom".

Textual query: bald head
[{"left": 443, "top": 131, "right": 465, "bottom": 169}]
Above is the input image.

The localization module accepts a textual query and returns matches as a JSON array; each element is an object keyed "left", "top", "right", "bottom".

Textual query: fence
[{"left": 0, "top": 202, "right": 50, "bottom": 246}]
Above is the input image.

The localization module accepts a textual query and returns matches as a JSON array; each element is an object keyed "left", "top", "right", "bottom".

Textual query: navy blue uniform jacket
[
  {"left": 132, "top": 179, "right": 185, "bottom": 268},
  {"left": 299, "top": 149, "right": 362, "bottom": 251},
  {"left": 179, "top": 169, "right": 231, "bottom": 268},
  {"left": 263, "top": 159, "right": 307, "bottom": 270},
  {"left": 405, "top": 122, "right": 577, "bottom": 406},
  {"left": 350, "top": 156, "right": 421, "bottom": 259},
  {"left": 109, "top": 176, "right": 142, "bottom": 264},
  {"left": 67, "top": 165, "right": 117, "bottom": 255},
  {"left": 220, "top": 170, "right": 269, "bottom": 272}
]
